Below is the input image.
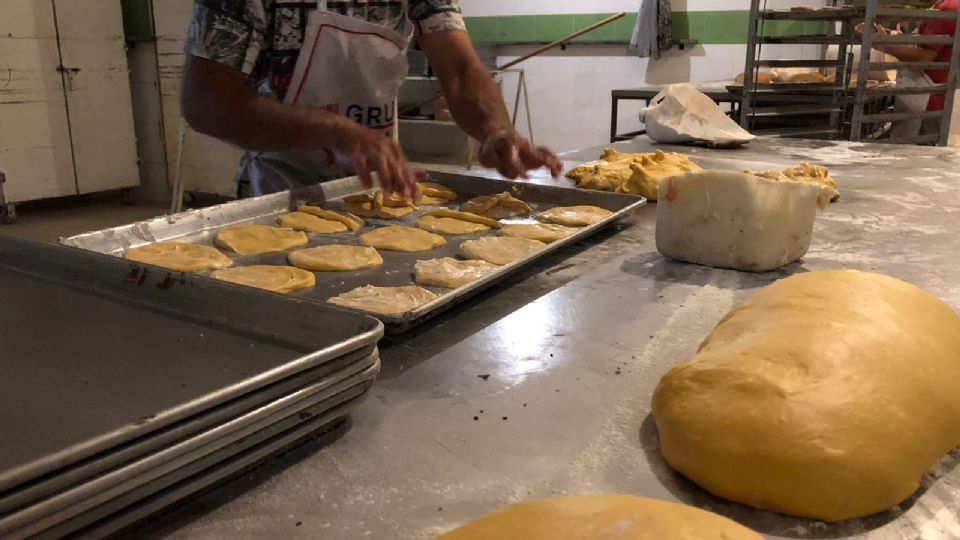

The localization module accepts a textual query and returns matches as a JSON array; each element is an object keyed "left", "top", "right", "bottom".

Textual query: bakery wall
[{"left": 461, "top": 0, "right": 827, "bottom": 152}]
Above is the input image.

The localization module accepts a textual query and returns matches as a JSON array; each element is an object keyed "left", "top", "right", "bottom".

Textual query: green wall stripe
[
  {"left": 465, "top": 12, "right": 827, "bottom": 45},
  {"left": 121, "top": 0, "right": 155, "bottom": 40}
]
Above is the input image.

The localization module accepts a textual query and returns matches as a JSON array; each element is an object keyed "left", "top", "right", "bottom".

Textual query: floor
[{"left": 2, "top": 196, "right": 167, "bottom": 244}]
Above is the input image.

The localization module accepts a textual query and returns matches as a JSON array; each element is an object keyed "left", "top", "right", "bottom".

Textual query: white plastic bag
[{"left": 640, "top": 83, "right": 755, "bottom": 147}]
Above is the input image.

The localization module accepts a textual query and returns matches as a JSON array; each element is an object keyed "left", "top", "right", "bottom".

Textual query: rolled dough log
[
  {"left": 125, "top": 242, "right": 232, "bottom": 272},
  {"left": 652, "top": 270, "right": 960, "bottom": 522},
  {"left": 434, "top": 494, "right": 763, "bottom": 540},
  {"left": 655, "top": 170, "right": 835, "bottom": 272}
]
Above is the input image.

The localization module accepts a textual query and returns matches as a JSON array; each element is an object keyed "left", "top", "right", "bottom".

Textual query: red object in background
[{"left": 920, "top": 0, "right": 959, "bottom": 110}]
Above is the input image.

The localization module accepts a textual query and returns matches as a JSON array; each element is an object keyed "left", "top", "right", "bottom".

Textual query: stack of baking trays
[{"left": 0, "top": 235, "right": 383, "bottom": 539}]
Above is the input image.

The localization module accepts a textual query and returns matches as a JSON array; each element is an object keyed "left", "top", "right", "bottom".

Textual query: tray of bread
[{"left": 62, "top": 172, "right": 645, "bottom": 333}]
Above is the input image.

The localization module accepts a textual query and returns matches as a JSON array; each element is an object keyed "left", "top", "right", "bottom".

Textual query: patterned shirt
[{"left": 186, "top": 0, "right": 464, "bottom": 100}]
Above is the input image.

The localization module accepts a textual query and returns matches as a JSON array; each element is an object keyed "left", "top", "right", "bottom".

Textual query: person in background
[
  {"left": 180, "top": 1, "right": 562, "bottom": 200},
  {"left": 858, "top": 0, "right": 958, "bottom": 137}
]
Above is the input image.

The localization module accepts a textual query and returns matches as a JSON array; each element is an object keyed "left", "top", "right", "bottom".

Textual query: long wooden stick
[
  {"left": 399, "top": 12, "right": 627, "bottom": 117},
  {"left": 497, "top": 12, "right": 626, "bottom": 70}
]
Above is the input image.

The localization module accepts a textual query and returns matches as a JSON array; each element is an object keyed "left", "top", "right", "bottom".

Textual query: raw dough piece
[
  {"left": 125, "top": 242, "right": 232, "bottom": 272},
  {"left": 460, "top": 236, "right": 545, "bottom": 266},
  {"left": 416, "top": 215, "right": 491, "bottom": 235},
  {"left": 328, "top": 285, "right": 438, "bottom": 315},
  {"left": 640, "top": 84, "right": 756, "bottom": 148},
  {"left": 745, "top": 163, "right": 840, "bottom": 201},
  {"left": 500, "top": 223, "right": 577, "bottom": 243},
  {"left": 344, "top": 191, "right": 417, "bottom": 219},
  {"left": 426, "top": 209, "right": 501, "bottom": 228},
  {"left": 213, "top": 224, "right": 308, "bottom": 255},
  {"left": 566, "top": 148, "right": 701, "bottom": 200},
  {"left": 360, "top": 226, "right": 446, "bottom": 252},
  {"left": 296, "top": 205, "right": 363, "bottom": 231},
  {"left": 278, "top": 212, "right": 349, "bottom": 234},
  {"left": 210, "top": 265, "right": 315, "bottom": 293},
  {"left": 652, "top": 270, "right": 960, "bottom": 522},
  {"left": 418, "top": 182, "right": 457, "bottom": 205},
  {"left": 656, "top": 170, "right": 836, "bottom": 272},
  {"left": 734, "top": 71, "right": 776, "bottom": 85},
  {"left": 435, "top": 494, "right": 763, "bottom": 540},
  {"left": 460, "top": 192, "right": 531, "bottom": 219},
  {"left": 536, "top": 205, "right": 612, "bottom": 227},
  {"left": 414, "top": 258, "right": 499, "bottom": 288},
  {"left": 786, "top": 71, "right": 831, "bottom": 83},
  {"left": 288, "top": 245, "right": 383, "bottom": 271}
]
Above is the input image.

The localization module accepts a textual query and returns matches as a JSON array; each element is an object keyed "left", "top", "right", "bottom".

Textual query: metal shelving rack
[
  {"left": 848, "top": 1, "right": 960, "bottom": 145},
  {"left": 740, "top": 2, "right": 860, "bottom": 139},
  {"left": 741, "top": 0, "right": 960, "bottom": 145}
]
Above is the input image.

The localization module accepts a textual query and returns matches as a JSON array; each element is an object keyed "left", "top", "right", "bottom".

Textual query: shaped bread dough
[
  {"left": 210, "top": 265, "right": 315, "bottom": 293},
  {"left": 434, "top": 494, "right": 763, "bottom": 540},
  {"left": 745, "top": 163, "right": 840, "bottom": 202},
  {"left": 418, "top": 182, "right": 457, "bottom": 204},
  {"left": 414, "top": 258, "right": 499, "bottom": 288},
  {"left": 288, "top": 245, "right": 384, "bottom": 271},
  {"left": 214, "top": 224, "right": 308, "bottom": 255},
  {"left": 416, "top": 215, "right": 491, "bottom": 235},
  {"left": 655, "top": 170, "right": 836, "bottom": 272},
  {"left": 278, "top": 212, "right": 349, "bottom": 234},
  {"left": 360, "top": 226, "right": 446, "bottom": 252},
  {"left": 500, "top": 223, "right": 577, "bottom": 243},
  {"left": 652, "top": 270, "right": 960, "bottom": 522},
  {"left": 125, "top": 242, "right": 232, "bottom": 272},
  {"left": 328, "top": 285, "right": 438, "bottom": 315},
  {"left": 566, "top": 148, "right": 701, "bottom": 200},
  {"left": 460, "top": 236, "right": 545, "bottom": 266},
  {"left": 343, "top": 191, "right": 417, "bottom": 219},
  {"left": 296, "top": 206, "right": 364, "bottom": 230},
  {"left": 460, "top": 192, "right": 532, "bottom": 219},
  {"left": 426, "top": 209, "right": 501, "bottom": 228},
  {"left": 536, "top": 205, "right": 612, "bottom": 227}
]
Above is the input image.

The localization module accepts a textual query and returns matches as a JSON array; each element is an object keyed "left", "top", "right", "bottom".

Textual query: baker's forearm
[
  {"left": 419, "top": 30, "right": 513, "bottom": 141},
  {"left": 181, "top": 56, "right": 356, "bottom": 151},
  {"left": 875, "top": 44, "right": 938, "bottom": 63}
]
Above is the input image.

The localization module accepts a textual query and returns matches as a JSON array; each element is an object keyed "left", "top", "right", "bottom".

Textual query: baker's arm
[
  {"left": 874, "top": 44, "right": 938, "bottom": 62},
  {"left": 180, "top": 55, "right": 419, "bottom": 199},
  {"left": 418, "top": 30, "right": 562, "bottom": 179}
]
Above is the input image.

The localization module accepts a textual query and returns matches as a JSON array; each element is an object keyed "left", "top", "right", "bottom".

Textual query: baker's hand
[
  {"left": 335, "top": 124, "right": 422, "bottom": 201},
  {"left": 479, "top": 130, "right": 563, "bottom": 180}
]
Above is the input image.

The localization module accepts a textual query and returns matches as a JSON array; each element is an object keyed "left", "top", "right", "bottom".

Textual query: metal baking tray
[
  {"left": 62, "top": 171, "right": 646, "bottom": 333},
  {"left": 0, "top": 235, "right": 382, "bottom": 494},
  {"left": 0, "top": 346, "right": 377, "bottom": 516},
  {"left": 0, "top": 358, "right": 380, "bottom": 539},
  {"left": 71, "top": 397, "right": 362, "bottom": 540}
]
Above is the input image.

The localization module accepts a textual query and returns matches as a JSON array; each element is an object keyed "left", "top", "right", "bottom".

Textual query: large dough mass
[
  {"left": 360, "top": 226, "right": 446, "bottom": 252},
  {"left": 328, "top": 285, "right": 438, "bottom": 315},
  {"left": 652, "top": 270, "right": 960, "bottom": 521},
  {"left": 288, "top": 245, "right": 384, "bottom": 271},
  {"left": 214, "top": 224, "right": 308, "bottom": 255},
  {"left": 125, "top": 242, "right": 232, "bottom": 272},
  {"left": 434, "top": 494, "right": 763, "bottom": 540},
  {"left": 210, "top": 265, "right": 315, "bottom": 293},
  {"left": 414, "top": 258, "right": 499, "bottom": 288},
  {"left": 656, "top": 170, "right": 835, "bottom": 272},
  {"left": 566, "top": 148, "right": 701, "bottom": 200},
  {"left": 460, "top": 236, "right": 545, "bottom": 266}
]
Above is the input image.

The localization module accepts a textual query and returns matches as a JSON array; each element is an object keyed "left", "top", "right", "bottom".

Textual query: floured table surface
[{"left": 126, "top": 138, "right": 960, "bottom": 540}]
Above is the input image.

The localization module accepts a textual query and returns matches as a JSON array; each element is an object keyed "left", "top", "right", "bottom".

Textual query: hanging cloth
[{"left": 630, "top": 0, "right": 673, "bottom": 58}]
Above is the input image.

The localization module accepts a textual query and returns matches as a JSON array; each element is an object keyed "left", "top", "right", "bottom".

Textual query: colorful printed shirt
[{"left": 185, "top": 0, "right": 464, "bottom": 100}]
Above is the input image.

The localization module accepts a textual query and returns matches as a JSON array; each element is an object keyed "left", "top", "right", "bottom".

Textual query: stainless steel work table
[{"left": 132, "top": 137, "right": 960, "bottom": 540}]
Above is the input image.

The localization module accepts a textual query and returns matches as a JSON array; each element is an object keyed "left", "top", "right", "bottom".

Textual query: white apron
[
  {"left": 238, "top": 1, "right": 414, "bottom": 197},
  {"left": 891, "top": 68, "right": 936, "bottom": 139}
]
